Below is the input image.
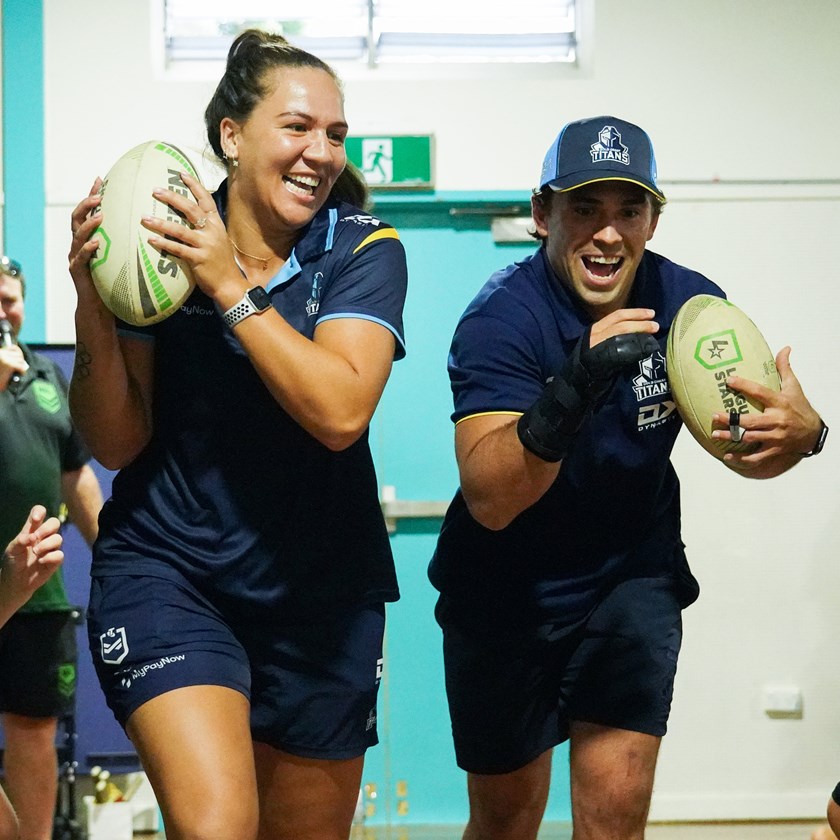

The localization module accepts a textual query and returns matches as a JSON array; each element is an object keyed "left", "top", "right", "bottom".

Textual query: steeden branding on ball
[{"left": 90, "top": 140, "right": 200, "bottom": 326}]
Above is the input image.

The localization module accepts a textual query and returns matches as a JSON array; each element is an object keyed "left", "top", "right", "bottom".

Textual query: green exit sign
[{"left": 346, "top": 135, "right": 434, "bottom": 189}]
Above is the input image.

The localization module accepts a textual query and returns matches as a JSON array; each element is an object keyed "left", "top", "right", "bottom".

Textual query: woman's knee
[
  {"left": 827, "top": 795, "right": 840, "bottom": 836},
  {"left": 161, "top": 799, "right": 258, "bottom": 840}
]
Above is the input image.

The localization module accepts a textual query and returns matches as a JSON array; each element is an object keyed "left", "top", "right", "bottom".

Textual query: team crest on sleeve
[
  {"left": 591, "top": 125, "right": 630, "bottom": 165},
  {"left": 306, "top": 272, "right": 323, "bottom": 317},
  {"left": 100, "top": 626, "right": 129, "bottom": 665}
]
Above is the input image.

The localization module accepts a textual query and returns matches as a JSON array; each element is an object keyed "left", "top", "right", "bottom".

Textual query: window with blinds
[{"left": 164, "top": 0, "right": 577, "bottom": 67}]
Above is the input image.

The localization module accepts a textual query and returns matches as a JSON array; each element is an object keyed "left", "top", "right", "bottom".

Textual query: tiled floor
[{"left": 645, "top": 823, "right": 828, "bottom": 840}]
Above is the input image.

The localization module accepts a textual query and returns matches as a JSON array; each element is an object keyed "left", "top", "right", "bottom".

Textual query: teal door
[{"left": 360, "top": 196, "right": 573, "bottom": 829}]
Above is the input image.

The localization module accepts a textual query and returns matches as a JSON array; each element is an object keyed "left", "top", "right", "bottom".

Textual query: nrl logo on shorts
[
  {"left": 100, "top": 626, "right": 129, "bottom": 665},
  {"left": 591, "top": 125, "right": 630, "bottom": 165}
]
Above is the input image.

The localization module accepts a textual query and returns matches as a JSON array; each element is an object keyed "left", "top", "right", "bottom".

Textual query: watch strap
[
  {"left": 801, "top": 419, "right": 828, "bottom": 457},
  {"left": 223, "top": 288, "right": 270, "bottom": 328}
]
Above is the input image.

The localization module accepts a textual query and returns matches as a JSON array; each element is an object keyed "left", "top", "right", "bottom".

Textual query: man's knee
[
  {"left": 569, "top": 724, "right": 659, "bottom": 839},
  {"left": 572, "top": 789, "right": 650, "bottom": 840},
  {"left": 465, "top": 755, "right": 552, "bottom": 840}
]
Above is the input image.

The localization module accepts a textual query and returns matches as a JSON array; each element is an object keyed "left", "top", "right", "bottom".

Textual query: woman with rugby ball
[{"left": 68, "top": 29, "right": 407, "bottom": 840}]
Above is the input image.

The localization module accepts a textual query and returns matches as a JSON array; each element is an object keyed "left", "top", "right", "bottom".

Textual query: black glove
[{"left": 517, "top": 329, "right": 660, "bottom": 462}]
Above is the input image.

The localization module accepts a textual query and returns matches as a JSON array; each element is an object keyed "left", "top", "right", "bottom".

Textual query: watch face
[{"left": 247, "top": 286, "right": 272, "bottom": 311}]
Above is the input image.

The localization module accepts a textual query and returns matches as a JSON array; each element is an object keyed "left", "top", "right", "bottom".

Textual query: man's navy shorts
[
  {"left": 87, "top": 572, "right": 386, "bottom": 760},
  {"left": 0, "top": 611, "right": 78, "bottom": 717},
  {"left": 436, "top": 576, "right": 683, "bottom": 774}
]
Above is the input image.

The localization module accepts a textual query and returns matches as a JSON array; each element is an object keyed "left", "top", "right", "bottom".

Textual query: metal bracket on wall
[{"left": 380, "top": 485, "right": 449, "bottom": 533}]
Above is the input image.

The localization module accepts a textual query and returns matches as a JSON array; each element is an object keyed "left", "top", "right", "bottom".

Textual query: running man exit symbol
[
  {"left": 346, "top": 135, "right": 434, "bottom": 188},
  {"left": 362, "top": 139, "right": 393, "bottom": 184}
]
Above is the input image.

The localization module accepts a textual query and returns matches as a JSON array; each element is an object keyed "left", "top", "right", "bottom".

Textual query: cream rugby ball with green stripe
[{"left": 90, "top": 140, "right": 200, "bottom": 326}]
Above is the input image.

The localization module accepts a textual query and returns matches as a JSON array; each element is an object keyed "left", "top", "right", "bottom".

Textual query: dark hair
[
  {"left": 528, "top": 186, "right": 665, "bottom": 242},
  {"left": 331, "top": 160, "right": 371, "bottom": 211},
  {"left": 204, "top": 29, "right": 369, "bottom": 209}
]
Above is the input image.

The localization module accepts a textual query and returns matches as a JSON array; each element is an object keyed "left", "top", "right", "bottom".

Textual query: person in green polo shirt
[
  {"left": 0, "top": 505, "right": 65, "bottom": 840},
  {"left": 0, "top": 256, "right": 103, "bottom": 840}
]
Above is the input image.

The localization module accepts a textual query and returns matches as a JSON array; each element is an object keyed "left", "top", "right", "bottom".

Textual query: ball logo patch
[{"left": 693, "top": 329, "right": 743, "bottom": 370}]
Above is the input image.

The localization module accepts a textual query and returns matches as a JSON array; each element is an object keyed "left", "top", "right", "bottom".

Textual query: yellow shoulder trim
[
  {"left": 353, "top": 228, "right": 400, "bottom": 253},
  {"left": 454, "top": 410, "right": 524, "bottom": 427}
]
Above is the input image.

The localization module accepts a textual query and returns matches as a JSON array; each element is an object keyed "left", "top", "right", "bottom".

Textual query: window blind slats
[{"left": 164, "top": 0, "right": 577, "bottom": 66}]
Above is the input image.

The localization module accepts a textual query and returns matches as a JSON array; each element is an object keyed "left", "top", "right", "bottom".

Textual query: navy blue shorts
[
  {"left": 436, "top": 576, "right": 683, "bottom": 774},
  {"left": 87, "top": 573, "right": 386, "bottom": 759},
  {"left": 0, "top": 611, "right": 78, "bottom": 717}
]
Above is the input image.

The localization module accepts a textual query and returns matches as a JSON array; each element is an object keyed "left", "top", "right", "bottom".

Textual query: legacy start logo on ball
[
  {"left": 666, "top": 294, "right": 781, "bottom": 465},
  {"left": 90, "top": 140, "right": 200, "bottom": 326}
]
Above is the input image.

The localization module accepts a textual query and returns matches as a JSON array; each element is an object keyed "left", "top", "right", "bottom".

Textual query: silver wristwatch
[{"left": 222, "top": 286, "right": 272, "bottom": 328}]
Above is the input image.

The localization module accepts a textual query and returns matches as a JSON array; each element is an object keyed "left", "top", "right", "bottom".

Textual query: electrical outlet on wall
[{"left": 761, "top": 685, "right": 803, "bottom": 719}]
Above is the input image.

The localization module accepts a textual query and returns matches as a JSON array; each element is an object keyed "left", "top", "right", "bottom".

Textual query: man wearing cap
[
  {"left": 0, "top": 255, "right": 103, "bottom": 840},
  {"left": 428, "top": 116, "right": 824, "bottom": 840}
]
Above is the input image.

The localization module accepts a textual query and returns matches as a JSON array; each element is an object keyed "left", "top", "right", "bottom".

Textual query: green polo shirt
[{"left": 0, "top": 343, "right": 90, "bottom": 612}]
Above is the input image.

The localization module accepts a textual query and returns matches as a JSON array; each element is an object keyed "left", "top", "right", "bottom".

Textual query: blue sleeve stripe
[
  {"left": 325, "top": 208, "right": 338, "bottom": 251},
  {"left": 315, "top": 312, "right": 406, "bottom": 357}
]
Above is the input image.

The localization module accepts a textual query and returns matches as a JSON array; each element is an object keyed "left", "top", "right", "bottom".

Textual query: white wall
[{"left": 42, "top": 0, "right": 840, "bottom": 822}]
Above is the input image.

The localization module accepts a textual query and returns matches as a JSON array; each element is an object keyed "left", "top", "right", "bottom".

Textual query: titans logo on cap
[{"left": 590, "top": 125, "right": 630, "bottom": 166}]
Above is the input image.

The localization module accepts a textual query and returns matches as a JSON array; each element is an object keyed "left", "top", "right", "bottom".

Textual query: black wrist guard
[
  {"left": 517, "top": 375, "right": 586, "bottom": 462},
  {"left": 517, "top": 329, "right": 659, "bottom": 462}
]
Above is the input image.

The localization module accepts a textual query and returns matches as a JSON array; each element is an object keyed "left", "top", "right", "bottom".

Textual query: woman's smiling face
[{"left": 225, "top": 65, "right": 348, "bottom": 233}]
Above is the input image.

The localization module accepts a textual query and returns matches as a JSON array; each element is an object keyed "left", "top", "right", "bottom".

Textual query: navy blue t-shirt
[
  {"left": 429, "top": 247, "right": 724, "bottom": 627},
  {"left": 93, "top": 187, "right": 407, "bottom": 613}
]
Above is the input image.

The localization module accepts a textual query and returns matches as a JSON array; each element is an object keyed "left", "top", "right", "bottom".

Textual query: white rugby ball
[
  {"left": 90, "top": 140, "right": 200, "bottom": 326},
  {"left": 666, "top": 294, "right": 781, "bottom": 463}
]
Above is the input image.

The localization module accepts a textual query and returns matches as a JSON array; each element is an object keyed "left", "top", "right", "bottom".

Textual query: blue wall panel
[
  {"left": 364, "top": 205, "right": 572, "bottom": 827},
  {"left": 2, "top": 0, "right": 47, "bottom": 342}
]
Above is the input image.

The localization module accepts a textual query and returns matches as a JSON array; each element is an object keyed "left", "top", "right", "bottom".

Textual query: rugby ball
[
  {"left": 666, "top": 294, "right": 781, "bottom": 462},
  {"left": 90, "top": 140, "right": 201, "bottom": 326}
]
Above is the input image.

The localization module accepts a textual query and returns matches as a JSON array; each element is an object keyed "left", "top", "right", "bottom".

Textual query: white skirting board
[{"left": 649, "top": 790, "right": 829, "bottom": 822}]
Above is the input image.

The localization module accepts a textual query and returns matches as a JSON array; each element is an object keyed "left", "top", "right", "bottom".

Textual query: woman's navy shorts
[{"left": 88, "top": 572, "right": 385, "bottom": 760}]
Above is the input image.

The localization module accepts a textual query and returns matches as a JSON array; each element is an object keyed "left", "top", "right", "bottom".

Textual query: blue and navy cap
[{"left": 537, "top": 115, "right": 665, "bottom": 202}]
